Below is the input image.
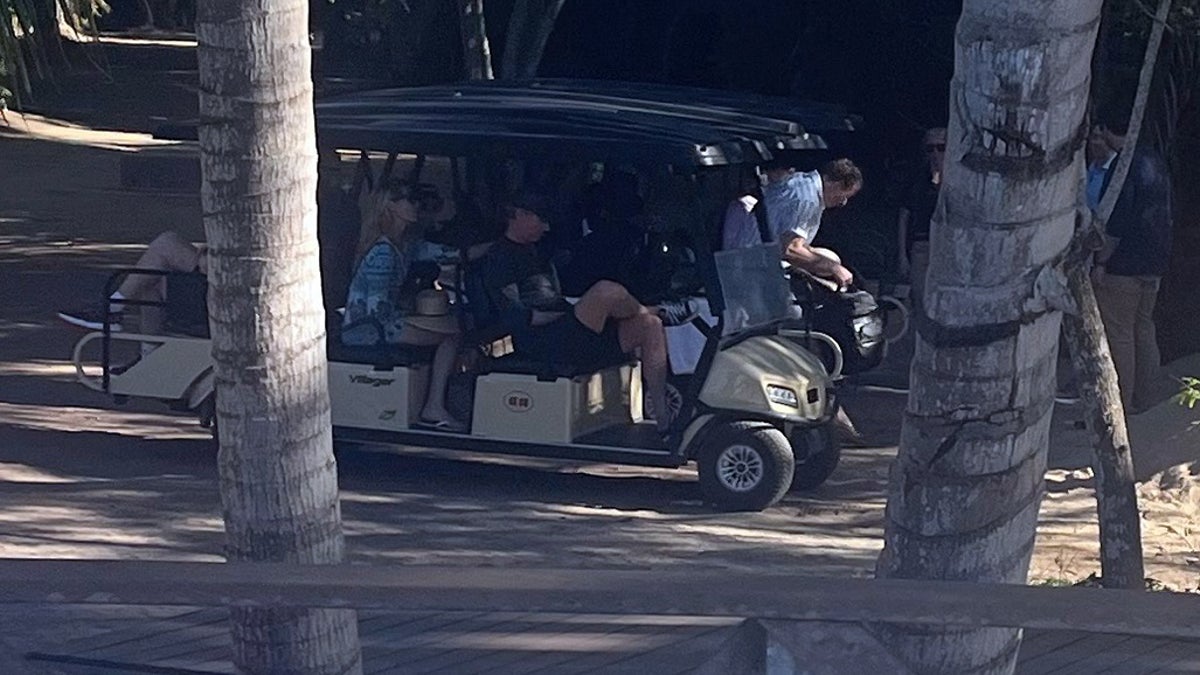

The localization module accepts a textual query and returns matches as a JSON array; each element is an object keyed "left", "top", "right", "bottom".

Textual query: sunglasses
[{"left": 924, "top": 143, "right": 947, "bottom": 153}]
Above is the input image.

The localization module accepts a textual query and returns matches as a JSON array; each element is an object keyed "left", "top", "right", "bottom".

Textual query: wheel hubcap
[{"left": 716, "top": 444, "right": 764, "bottom": 492}]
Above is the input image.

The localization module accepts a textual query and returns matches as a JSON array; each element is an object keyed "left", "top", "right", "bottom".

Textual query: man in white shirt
[
  {"left": 719, "top": 158, "right": 868, "bottom": 444},
  {"left": 766, "top": 158, "right": 862, "bottom": 287},
  {"left": 723, "top": 158, "right": 863, "bottom": 288}
]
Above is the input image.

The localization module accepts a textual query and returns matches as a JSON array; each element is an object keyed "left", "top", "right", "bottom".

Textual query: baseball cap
[{"left": 509, "top": 191, "right": 555, "bottom": 223}]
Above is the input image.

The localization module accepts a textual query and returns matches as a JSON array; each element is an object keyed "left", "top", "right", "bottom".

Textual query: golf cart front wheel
[
  {"left": 697, "top": 421, "right": 794, "bottom": 511},
  {"left": 789, "top": 425, "right": 841, "bottom": 491}
]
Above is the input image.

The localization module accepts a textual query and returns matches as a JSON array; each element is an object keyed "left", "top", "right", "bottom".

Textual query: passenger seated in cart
[
  {"left": 342, "top": 178, "right": 467, "bottom": 432},
  {"left": 475, "top": 193, "right": 696, "bottom": 436}
]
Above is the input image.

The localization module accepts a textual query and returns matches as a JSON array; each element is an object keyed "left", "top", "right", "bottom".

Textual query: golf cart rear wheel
[
  {"left": 697, "top": 421, "right": 794, "bottom": 511},
  {"left": 789, "top": 425, "right": 841, "bottom": 491}
]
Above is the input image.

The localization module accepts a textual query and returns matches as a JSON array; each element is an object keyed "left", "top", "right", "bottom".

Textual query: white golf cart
[{"left": 71, "top": 80, "right": 858, "bottom": 511}]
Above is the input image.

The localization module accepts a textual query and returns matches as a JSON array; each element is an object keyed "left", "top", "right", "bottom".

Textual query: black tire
[
  {"left": 789, "top": 425, "right": 841, "bottom": 491},
  {"left": 696, "top": 421, "right": 794, "bottom": 511}
]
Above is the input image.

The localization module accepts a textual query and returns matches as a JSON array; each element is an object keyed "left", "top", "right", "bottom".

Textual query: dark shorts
[{"left": 515, "top": 312, "right": 629, "bottom": 372}]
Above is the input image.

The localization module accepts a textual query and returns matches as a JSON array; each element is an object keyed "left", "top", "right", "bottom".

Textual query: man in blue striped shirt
[
  {"left": 766, "top": 159, "right": 862, "bottom": 288},
  {"left": 723, "top": 159, "right": 863, "bottom": 289}
]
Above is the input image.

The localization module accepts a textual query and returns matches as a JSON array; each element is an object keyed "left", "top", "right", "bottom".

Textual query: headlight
[{"left": 766, "top": 384, "right": 799, "bottom": 408}]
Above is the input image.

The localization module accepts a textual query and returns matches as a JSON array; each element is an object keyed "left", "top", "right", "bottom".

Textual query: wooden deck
[
  {"left": 4, "top": 560, "right": 1198, "bottom": 673},
  {"left": 22, "top": 607, "right": 1200, "bottom": 674}
]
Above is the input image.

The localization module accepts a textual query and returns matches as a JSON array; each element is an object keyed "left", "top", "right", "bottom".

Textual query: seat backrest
[{"left": 460, "top": 258, "right": 513, "bottom": 347}]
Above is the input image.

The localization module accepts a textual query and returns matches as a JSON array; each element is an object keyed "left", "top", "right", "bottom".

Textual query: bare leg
[
  {"left": 112, "top": 231, "right": 202, "bottom": 334},
  {"left": 116, "top": 231, "right": 203, "bottom": 301},
  {"left": 400, "top": 326, "right": 463, "bottom": 426},
  {"left": 617, "top": 312, "right": 670, "bottom": 432},
  {"left": 573, "top": 280, "right": 673, "bottom": 430},
  {"left": 572, "top": 280, "right": 651, "bottom": 332}
]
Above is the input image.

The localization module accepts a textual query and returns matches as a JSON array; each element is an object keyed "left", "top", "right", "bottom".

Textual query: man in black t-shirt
[
  {"left": 896, "top": 127, "right": 945, "bottom": 301},
  {"left": 477, "top": 194, "right": 690, "bottom": 434}
]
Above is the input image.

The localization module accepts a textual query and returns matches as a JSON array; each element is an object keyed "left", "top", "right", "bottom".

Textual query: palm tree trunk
[
  {"left": 456, "top": 0, "right": 494, "bottom": 80},
  {"left": 875, "top": 1, "right": 1103, "bottom": 672},
  {"left": 1060, "top": 269, "right": 1142, "bottom": 587},
  {"left": 196, "top": 0, "right": 362, "bottom": 671}
]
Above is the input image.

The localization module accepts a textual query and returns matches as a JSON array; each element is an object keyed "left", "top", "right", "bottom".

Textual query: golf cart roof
[{"left": 315, "top": 80, "right": 855, "bottom": 167}]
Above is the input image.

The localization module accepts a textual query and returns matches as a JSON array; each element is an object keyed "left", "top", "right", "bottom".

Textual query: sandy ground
[{"left": 1, "top": 111, "right": 1197, "bottom": 593}]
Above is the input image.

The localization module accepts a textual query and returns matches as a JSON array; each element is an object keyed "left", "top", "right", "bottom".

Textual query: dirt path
[{"left": 1, "top": 112, "right": 1196, "bottom": 592}]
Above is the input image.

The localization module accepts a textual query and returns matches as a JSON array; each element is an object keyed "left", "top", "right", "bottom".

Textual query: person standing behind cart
[
  {"left": 896, "top": 127, "right": 946, "bottom": 302},
  {"left": 342, "top": 178, "right": 467, "bottom": 432},
  {"left": 1088, "top": 110, "right": 1173, "bottom": 411}
]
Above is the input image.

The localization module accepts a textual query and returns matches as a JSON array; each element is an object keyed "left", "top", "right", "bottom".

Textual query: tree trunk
[
  {"left": 875, "top": 1, "right": 1103, "bottom": 672},
  {"left": 1060, "top": 269, "right": 1142, "bottom": 588},
  {"left": 1060, "top": 0, "right": 1172, "bottom": 592},
  {"left": 500, "top": 0, "right": 566, "bottom": 79},
  {"left": 195, "top": 0, "right": 362, "bottom": 671},
  {"left": 456, "top": 0, "right": 494, "bottom": 80}
]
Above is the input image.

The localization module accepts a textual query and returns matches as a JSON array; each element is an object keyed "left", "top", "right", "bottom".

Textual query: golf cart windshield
[{"left": 711, "top": 244, "right": 793, "bottom": 333}]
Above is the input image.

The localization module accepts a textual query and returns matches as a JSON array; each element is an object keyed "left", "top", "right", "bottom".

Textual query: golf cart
[{"left": 71, "top": 80, "right": 860, "bottom": 511}]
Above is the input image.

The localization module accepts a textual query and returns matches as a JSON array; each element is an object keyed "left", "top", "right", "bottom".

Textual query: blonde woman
[{"left": 343, "top": 178, "right": 466, "bottom": 432}]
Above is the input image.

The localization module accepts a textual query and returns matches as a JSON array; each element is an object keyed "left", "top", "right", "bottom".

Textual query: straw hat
[{"left": 403, "top": 289, "right": 459, "bottom": 335}]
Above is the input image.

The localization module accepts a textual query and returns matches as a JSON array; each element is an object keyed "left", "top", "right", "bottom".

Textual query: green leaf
[{"left": 1177, "top": 376, "right": 1200, "bottom": 410}]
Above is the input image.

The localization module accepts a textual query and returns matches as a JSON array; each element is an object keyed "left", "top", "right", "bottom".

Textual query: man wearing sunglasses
[{"left": 896, "top": 127, "right": 946, "bottom": 302}]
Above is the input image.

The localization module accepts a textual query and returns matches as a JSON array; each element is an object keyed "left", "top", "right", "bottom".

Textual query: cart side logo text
[
  {"left": 350, "top": 374, "right": 394, "bottom": 388},
  {"left": 504, "top": 390, "right": 533, "bottom": 413}
]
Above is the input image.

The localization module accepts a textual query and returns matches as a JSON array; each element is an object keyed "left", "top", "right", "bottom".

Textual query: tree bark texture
[
  {"left": 196, "top": 0, "right": 362, "bottom": 670},
  {"left": 875, "top": 1, "right": 1103, "bottom": 673},
  {"left": 1060, "top": 267, "right": 1142, "bottom": 588},
  {"left": 500, "top": 0, "right": 566, "bottom": 79},
  {"left": 1059, "top": 0, "right": 1172, "bottom": 592},
  {"left": 457, "top": 0, "right": 494, "bottom": 80}
]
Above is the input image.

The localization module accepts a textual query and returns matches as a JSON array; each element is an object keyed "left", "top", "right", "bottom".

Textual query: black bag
[{"left": 793, "top": 276, "right": 886, "bottom": 376}]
